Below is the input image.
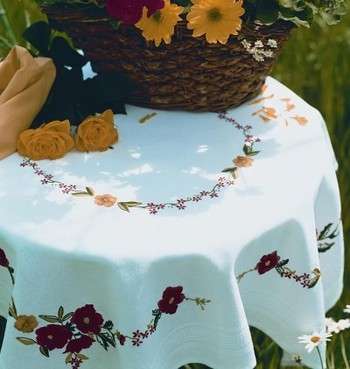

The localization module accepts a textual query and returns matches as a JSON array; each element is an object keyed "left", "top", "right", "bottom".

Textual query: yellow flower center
[
  {"left": 207, "top": 7, "right": 222, "bottom": 22},
  {"left": 311, "top": 336, "right": 321, "bottom": 343}
]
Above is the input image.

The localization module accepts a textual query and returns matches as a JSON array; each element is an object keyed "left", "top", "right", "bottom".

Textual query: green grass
[{"left": 0, "top": 2, "right": 349, "bottom": 368}]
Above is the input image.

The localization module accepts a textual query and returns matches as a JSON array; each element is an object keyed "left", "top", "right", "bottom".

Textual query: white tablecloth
[{"left": 0, "top": 77, "right": 344, "bottom": 369}]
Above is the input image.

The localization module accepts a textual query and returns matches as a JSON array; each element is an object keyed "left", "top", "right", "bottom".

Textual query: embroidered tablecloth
[{"left": 0, "top": 77, "right": 344, "bottom": 369}]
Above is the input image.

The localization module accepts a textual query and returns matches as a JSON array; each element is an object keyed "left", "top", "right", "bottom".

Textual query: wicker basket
[{"left": 42, "top": 4, "right": 292, "bottom": 112}]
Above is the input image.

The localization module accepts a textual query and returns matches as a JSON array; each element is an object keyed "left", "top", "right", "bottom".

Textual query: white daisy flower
[
  {"left": 344, "top": 305, "right": 350, "bottom": 314},
  {"left": 337, "top": 319, "right": 350, "bottom": 332},
  {"left": 326, "top": 317, "right": 338, "bottom": 334},
  {"left": 298, "top": 332, "right": 332, "bottom": 353}
]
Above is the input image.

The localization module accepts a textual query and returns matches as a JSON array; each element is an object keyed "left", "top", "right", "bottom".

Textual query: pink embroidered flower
[
  {"left": 65, "top": 335, "right": 94, "bottom": 353},
  {"left": 0, "top": 248, "right": 9, "bottom": 267},
  {"left": 256, "top": 251, "right": 280, "bottom": 274},
  {"left": 158, "top": 286, "right": 185, "bottom": 314},
  {"left": 35, "top": 324, "right": 72, "bottom": 351},
  {"left": 106, "top": 0, "right": 165, "bottom": 25},
  {"left": 71, "top": 304, "right": 104, "bottom": 334}
]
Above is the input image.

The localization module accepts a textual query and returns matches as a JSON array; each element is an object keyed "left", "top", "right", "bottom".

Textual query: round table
[{"left": 0, "top": 77, "right": 344, "bottom": 369}]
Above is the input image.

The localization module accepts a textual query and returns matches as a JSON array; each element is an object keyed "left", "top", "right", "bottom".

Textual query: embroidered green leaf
[
  {"left": 118, "top": 202, "right": 130, "bottom": 212},
  {"left": 76, "top": 353, "right": 89, "bottom": 360},
  {"left": 38, "top": 314, "right": 59, "bottom": 323},
  {"left": 65, "top": 353, "right": 73, "bottom": 364},
  {"left": 62, "top": 312, "right": 74, "bottom": 322},
  {"left": 16, "top": 337, "right": 36, "bottom": 345},
  {"left": 57, "top": 306, "right": 64, "bottom": 320},
  {"left": 123, "top": 201, "right": 143, "bottom": 208},
  {"left": 318, "top": 242, "right": 335, "bottom": 253},
  {"left": 222, "top": 167, "right": 236, "bottom": 173},
  {"left": 318, "top": 223, "right": 333, "bottom": 240},
  {"left": 86, "top": 187, "right": 95, "bottom": 196},
  {"left": 39, "top": 345, "right": 50, "bottom": 357},
  {"left": 243, "top": 144, "right": 260, "bottom": 157},
  {"left": 139, "top": 112, "right": 157, "bottom": 124},
  {"left": 72, "top": 192, "right": 91, "bottom": 197},
  {"left": 247, "top": 151, "right": 260, "bottom": 156},
  {"left": 276, "top": 259, "right": 289, "bottom": 267},
  {"left": 103, "top": 320, "right": 114, "bottom": 330}
]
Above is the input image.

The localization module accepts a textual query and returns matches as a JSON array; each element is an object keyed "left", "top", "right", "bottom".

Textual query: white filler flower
[
  {"left": 298, "top": 332, "right": 332, "bottom": 353},
  {"left": 344, "top": 305, "right": 350, "bottom": 314}
]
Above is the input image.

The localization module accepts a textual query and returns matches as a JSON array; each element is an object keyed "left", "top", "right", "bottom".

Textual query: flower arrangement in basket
[{"left": 34, "top": 0, "right": 346, "bottom": 112}]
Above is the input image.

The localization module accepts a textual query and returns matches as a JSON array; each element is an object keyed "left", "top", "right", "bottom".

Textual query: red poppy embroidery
[
  {"left": 35, "top": 324, "right": 72, "bottom": 351},
  {"left": 65, "top": 335, "right": 94, "bottom": 354},
  {"left": 71, "top": 304, "right": 104, "bottom": 334},
  {"left": 158, "top": 286, "right": 185, "bottom": 314},
  {"left": 256, "top": 251, "right": 280, "bottom": 274}
]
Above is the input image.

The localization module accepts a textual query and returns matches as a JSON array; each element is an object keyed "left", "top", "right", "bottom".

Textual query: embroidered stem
[{"left": 236, "top": 268, "right": 256, "bottom": 283}]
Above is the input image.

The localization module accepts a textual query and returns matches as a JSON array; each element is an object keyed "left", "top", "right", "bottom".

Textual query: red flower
[
  {"left": 256, "top": 251, "right": 280, "bottom": 274},
  {"left": 35, "top": 324, "right": 72, "bottom": 351},
  {"left": 65, "top": 335, "right": 94, "bottom": 353},
  {"left": 118, "top": 334, "right": 126, "bottom": 346},
  {"left": 106, "top": 0, "right": 164, "bottom": 25},
  {"left": 71, "top": 305, "right": 104, "bottom": 334},
  {"left": 158, "top": 286, "right": 185, "bottom": 314},
  {"left": 0, "top": 248, "right": 9, "bottom": 267}
]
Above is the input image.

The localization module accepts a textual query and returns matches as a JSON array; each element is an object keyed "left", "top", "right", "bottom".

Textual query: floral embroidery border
[
  {"left": 0, "top": 248, "right": 210, "bottom": 368},
  {"left": 0, "top": 220, "right": 340, "bottom": 367},
  {"left": 19, "top": 111, "right": 261, "bottom": 215}
]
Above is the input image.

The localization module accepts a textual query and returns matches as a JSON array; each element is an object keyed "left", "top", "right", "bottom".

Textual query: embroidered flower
[
  {"left": 136, "top": 0, "right": 183, "bottom": 46},
  {"left": 187, "top": 0, "right": 245, "bottom": 44},
  {"left": 117, "top": 334, "right": 126, "bottom": 345},
  {"left": 94, "top": 194, "right": 118, "bottom": 208},
  {"left": 14, "top": 315, "right": 38, "bottom": 333},
  {"left": 233, "top": 155, "right": 254, "bottom": 168},
  {"left": 65, "top": 335, "right": 94, "bottom": 353},
  {"left": 158, "top": 286, "right": 185, "bottom": 314},
  {"left": 17, "top": 120, "right": 74, "bottom": 161},
  {"left": 71, "top": 304, "right": 104, "bottom": 335},
  {"left": 106, "top": 0, "right": 165, "bottom": 25},
  {"left": 35, "top": 324, "right": 72, "bottom": 351},
  {"left": 256, "top": 251, "right": 280, "bottom": 274},
  {"left": 0, "top": 248, "right": 9, "bottom": 267},
  {"left": 75, "top": 110, "right": 118, "bottom": 153}
]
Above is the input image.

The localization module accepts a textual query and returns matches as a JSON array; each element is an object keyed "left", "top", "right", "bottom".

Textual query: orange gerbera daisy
[
  {"left": 136, "top": 0, "right": 183, "bottom": 47},
  {"left": 187, "top": 0, "right": 245, "bottom": 44}
]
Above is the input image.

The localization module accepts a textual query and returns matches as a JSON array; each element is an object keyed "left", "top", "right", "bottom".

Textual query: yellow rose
[
  {"left": 17, "top": 120, "right": 74, "bottom": 160},
  {"left": 75, "top": 110, "right": 118, "bottom": 152},
  {"left": 14, "top": 315, "right": 38, "bottom": 333},
  {"left": 233, "top": 155, "right": 254, "bottom": 168}
]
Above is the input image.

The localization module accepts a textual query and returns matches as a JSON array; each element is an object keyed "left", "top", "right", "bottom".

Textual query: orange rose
[
  {"left": 75, "top": 110, "right": 118, "bottom": 152},
  {"left": 94, "top": 194, "right": 118, "bottom": 207},
  {"left": 14, "top": 315, "right": 38, "bottom": 333},
  {"left": 17, "top": 120, "right": 74, "bottom": 160},
  {"left": 233, "top": 155, "right": 254, "bottom": 168}
]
